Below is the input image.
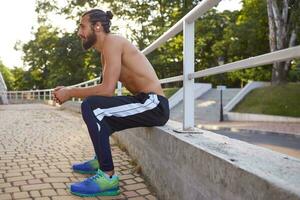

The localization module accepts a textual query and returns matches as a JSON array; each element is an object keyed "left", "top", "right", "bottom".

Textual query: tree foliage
[{"left": 8, "top": 0, "right": 299, "bottom": 91}]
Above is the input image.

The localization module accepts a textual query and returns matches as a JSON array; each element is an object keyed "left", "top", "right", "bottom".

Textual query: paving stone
[
  {"left": 0, "top": 183, "right": 11, "bottom": 189},
  {"left": 21, "top": 183, "right": 52, "bottom": 191},
  {"left": 31, "top": 170, "right": 44, "bottom": 175},
  {"left": 34, "top": 173, "right": 49, "bottom": 179},
  {"left": 128, "top": 197, "right": 147, "bottom": 200},
  {"left": 4, "top": 186, "right": 20, "bottom": 193},
  {"left": 124, "top": 191, "right": 139, "bottom": 197},
  {"left": 29, "top": 190, "right": 41, "bottom": 198},
  {"left": 56, "top": 189, "right": 69, "bottom": 196},
  {"left": 40, "top": 189, "right": 57, "bottom": 197},
  {"left": 12, "top": 191, "right": 30, "bottom": 199},
  {"left": 124, "top": 179, "right": 137, "bottom": 185},
  {"left": 43, "top": 177, "right": 70, "bottom": 183},
  {"left": 134, "top": 177, "right": 144, "bottom": 183},
  {"left": 124, "top": 183, "right": 147, "bottom": 191},
  {"left": 145, "top": 195, "right": 158, "bottom": 200},
  {"left": 47, "top": 172, "right": 73, "bottom": 177},
  {"left": 7, "top": 175, "right": 34, "bottom": 182},
  {"left": 137, "top": 188, "right": 150, "bottom": 195},
  {"left": 51, "top": 183, "right": 66, "bottom": 189},
  {"left": 34, "top": 197, "right": 51, "bottom": 200},
  {"left": 52, "top": 196, "right": 81, "bottom": 200},
  {"left": 120, "top": 174, "right": 135, "bottom": 180},
  {"left": 28, "top": 179, "right": 43, "bottom": 184},
  {"left": 12, "top": 181, "right": 27, "bottom": 186},
  {"left": 0, "top": 194, "right": 12, "bottom": 200},
  {"left": 4, "top": 172, "right": 22, "bottom": 178}
]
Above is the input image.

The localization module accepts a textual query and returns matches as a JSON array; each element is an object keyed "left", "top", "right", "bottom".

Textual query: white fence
[{"left": 2, "top": 0, "right": 300, "bottom": 130}]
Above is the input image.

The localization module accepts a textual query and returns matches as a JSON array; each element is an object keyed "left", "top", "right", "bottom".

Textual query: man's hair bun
[{"left": 106, "top": 11, "right": 113, "bottom": 20}]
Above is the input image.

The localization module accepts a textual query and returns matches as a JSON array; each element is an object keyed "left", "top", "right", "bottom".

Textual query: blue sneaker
[
  {"left": 72, "top": 156, "right": 99, "bottom": 174},
  {"left": 70, "top": 169, "right": 120, "bottom": 197}
]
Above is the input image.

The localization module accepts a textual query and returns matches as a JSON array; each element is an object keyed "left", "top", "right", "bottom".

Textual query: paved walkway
[{"left": 0, "top": 104, "right": 158, "bottom": 200}]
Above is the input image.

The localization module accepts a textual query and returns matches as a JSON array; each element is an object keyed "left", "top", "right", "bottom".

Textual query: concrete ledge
[
  {"left": 226, "top": 112, "right": 300, "bottom": 123},
  {"left": 114, "top": 120, "right": 300, "bottom": 200}
]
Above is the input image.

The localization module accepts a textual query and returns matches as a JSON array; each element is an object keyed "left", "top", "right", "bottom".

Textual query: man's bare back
[{"left": 102, "top": 35, "right": 164, "bottom": 96}]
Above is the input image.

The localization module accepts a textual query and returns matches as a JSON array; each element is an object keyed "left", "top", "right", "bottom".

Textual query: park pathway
[{"left": 0, "top": 104, "right": 157, "bottom": 200}]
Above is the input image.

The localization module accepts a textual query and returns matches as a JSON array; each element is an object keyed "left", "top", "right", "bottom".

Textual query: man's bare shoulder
[
  {"left": 104, "top": 34, "right": 138, "bottom": 55},
  {"left": 105, "top": 34, "right": 129, "bottom": 46}
]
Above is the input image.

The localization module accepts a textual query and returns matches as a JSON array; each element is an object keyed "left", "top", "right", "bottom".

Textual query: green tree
[
  {"left": 20, "top": 0, "right": 293, "bottom": 90},
  {"left": 21, "top": 26, "right": 101, "bottom": 89},
  {"left": 9, "top": 67, "right": 27, "bottom": 90},
  {"left": 267, "top": 0, "right": 300, "bottom": 85},
  {"left": 223, "top": 0, "right": 271, "bottom": 87}
]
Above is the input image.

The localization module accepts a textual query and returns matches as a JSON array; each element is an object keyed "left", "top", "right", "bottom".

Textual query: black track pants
[{"left": 81, "top": 92, "right": 169, "bottom": 171}]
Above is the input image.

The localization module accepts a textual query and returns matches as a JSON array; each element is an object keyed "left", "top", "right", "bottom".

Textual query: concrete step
[{"left": 170, "top": 88, "right": 241, "bottom": 122}]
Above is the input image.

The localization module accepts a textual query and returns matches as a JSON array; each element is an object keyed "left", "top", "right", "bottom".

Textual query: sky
[{"left": 0, "top": 0, "right": 242, "bottom": 69}]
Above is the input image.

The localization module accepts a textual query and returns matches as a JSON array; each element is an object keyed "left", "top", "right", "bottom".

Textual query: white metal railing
[
  {"left": 2, "top": 0, "right": 300, "bottom": 131},
  {"left": 0, "top": 72, "right": 9, "bottom": 104}
]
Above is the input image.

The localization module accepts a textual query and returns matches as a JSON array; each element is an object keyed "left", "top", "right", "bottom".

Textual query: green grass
[
  {"left": 115, "top": 87, "right": 179, "bottom": 99},
  {"left": 233, "top": 83, "right": 300, "bottom": 117},
  {"left": 163, "top": 87, "right": 179, "bottom": 98}
]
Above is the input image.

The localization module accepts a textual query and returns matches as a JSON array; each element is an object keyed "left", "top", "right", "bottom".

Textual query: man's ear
[{"left": 94, "top": 22, "right": 102, "bottom": 32}]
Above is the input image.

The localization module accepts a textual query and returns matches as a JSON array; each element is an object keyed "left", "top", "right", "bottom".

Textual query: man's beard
[{"left": 82, "top": 31, "right": 97, "bottom": 50}]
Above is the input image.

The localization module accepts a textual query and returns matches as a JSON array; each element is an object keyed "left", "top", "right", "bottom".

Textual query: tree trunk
[{"left": 267, "top": 0, "right": 296, "bottom": 85}]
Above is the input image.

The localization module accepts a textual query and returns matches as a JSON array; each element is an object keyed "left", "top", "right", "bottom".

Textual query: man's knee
[
  {"left": 81, "top": 96, "right": 100, "bottom": 112},
  {"left": 81, "top": 96, "right": 99, "bottom": 120},
  {"left": 81, "top": 97, "right": 91, "bottom": 114}
]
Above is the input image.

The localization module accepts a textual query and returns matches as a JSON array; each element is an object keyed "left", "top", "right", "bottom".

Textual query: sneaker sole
[
  {"left": 73, "top": 169, "right": 97, "bottom": 174},
  {"left": 70, "top": 189, "right": 120, "bottom": 197}
]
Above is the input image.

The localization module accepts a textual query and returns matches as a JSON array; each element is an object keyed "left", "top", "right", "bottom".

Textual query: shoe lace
[{"left": 89, "top": 170, "right": 104, "bottom": 181}]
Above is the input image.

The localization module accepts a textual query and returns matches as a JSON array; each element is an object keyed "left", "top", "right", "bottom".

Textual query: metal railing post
[
  {"left": 117, "top": 82, "right": 122, "bottom": 96},
  {"left": 49, "top": 90, "right": 52, "bottom": 100},
  {"left": 183, "top": 20, "right": 195, "bottom": 130}
]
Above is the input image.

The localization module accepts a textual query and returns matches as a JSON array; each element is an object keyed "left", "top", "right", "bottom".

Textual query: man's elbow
[{"left": 99, "top": 87, "right": 115, "bottom": 97}]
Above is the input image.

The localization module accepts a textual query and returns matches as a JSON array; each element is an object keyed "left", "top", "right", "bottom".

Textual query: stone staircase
[{"left": 170, "top": 88, "right": 241, "bottom": 123}]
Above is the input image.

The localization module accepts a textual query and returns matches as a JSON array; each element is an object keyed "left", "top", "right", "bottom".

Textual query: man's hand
[{"left": 53, "top": 86, "right": 71, "bottom": 104}]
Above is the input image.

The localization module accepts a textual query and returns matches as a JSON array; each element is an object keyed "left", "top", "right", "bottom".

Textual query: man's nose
[{"left": 77, "top": 29, "right": 82, "bottom": 37}]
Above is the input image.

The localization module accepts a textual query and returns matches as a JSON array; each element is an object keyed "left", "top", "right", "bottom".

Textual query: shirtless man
[{"left": 53, "top": 9, "right": 169, "bottom": 197}]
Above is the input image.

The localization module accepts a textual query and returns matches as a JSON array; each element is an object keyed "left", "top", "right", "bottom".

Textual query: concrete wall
[{"left": 114, "top": 121, "right": 300, "bottom": 200}]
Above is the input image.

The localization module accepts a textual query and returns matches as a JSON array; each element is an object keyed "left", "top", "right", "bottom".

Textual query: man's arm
[{"left": 54, "top": 39, "right": 122, "bottom": 103}]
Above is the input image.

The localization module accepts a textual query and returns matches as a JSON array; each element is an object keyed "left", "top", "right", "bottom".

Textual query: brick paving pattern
[{"left": 0, "top": 104, "right": 158, "bottom": 200}]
